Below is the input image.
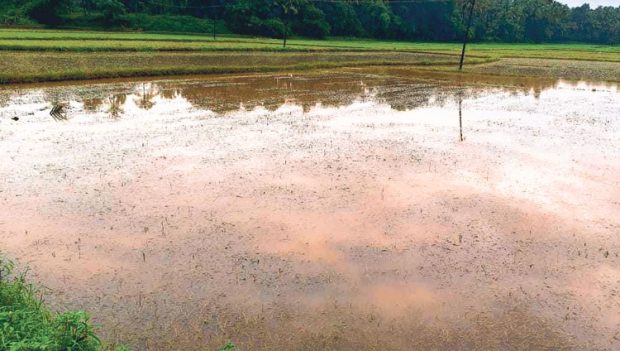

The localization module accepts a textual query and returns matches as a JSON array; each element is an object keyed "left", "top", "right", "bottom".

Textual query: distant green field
[
  {"left": 0, "top": 29, "right": 618, "bottom": 62},
  {"left": 0, "top": 28, "right": 244, "bottom": 42},
  {"left": 0, "top": 28, "right": 618, "bottom": 83},
  {"left": 0, "top": 51, "right": 490, "bottom": 83}
]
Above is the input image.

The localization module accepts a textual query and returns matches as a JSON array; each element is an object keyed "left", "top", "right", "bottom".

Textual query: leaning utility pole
[
  {"left": 459, "top": 0, "right": 476, "bottom": 71},
  {"left": 283, "top": 16, "right": 288, "bottom": 48},
  {"left": 213, "top": 19, "right": 217, "bottom": 40},
  {"left": 212, "top": 6, "right": 217, "bottom": 40}
]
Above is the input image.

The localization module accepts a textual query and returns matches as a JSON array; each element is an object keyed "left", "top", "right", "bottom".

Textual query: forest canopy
[{"left": 1, "top": 0, "right": 618, "bottom": 44}]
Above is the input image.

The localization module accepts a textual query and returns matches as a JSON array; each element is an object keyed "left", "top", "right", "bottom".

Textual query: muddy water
[{"left": 0, "top": 69, "right": 619, "bottom": 351}]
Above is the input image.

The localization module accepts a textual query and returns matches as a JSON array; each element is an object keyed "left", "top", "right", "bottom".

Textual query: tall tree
[
  {"left": 27, "top": 0, "right": 75, "bottom": 25},
  {"left": 6, "top": 0, "right": 620, "bottom": 44}
]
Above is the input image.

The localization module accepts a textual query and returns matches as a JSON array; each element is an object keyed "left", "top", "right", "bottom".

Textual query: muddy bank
[
  {"left": 466, "top": 57, "right": 620, "bottom": 82},
  {"left": 0, "top": 70, "right": 619, "bottom": 350}
]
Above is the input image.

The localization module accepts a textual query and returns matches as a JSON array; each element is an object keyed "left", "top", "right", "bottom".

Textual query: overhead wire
[{"left": 136, "top": 0, "right": 454, "bottom": 10}]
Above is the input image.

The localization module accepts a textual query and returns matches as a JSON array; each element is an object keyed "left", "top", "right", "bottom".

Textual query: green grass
[
  {"left": 0, "top": 28, "right": 234, "bottom": 41},
  {"left": 0, "top": 255, "right": 237, "bottom": 351},
  {"left": 0, "top": 51, "right": 494, "bottom": 84},
  {"left": 0, "top": 256, "right": 129, "bottom": 351},
  {"left": 0, "top": 60, "right": 484, "bottom": 84},
  {"left": 0, "top": 28, "right": 617, "bottom": 83},
  {"left": 0, "top": 29, "right": 618, "bottom": 62}
]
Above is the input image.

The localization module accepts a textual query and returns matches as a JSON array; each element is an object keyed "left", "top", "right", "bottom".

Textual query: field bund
[{"left": 1, "top": 29, "right": 619, "bottom": 83}]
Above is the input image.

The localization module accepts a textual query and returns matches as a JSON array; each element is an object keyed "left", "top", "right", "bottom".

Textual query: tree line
[{"left": 2, "top": 0, "right": 619, "bottom": 44}]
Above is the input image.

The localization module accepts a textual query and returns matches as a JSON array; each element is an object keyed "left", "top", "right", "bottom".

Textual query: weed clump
[{"left": 0, "top": 256, "right": 128, "bottom": 351}]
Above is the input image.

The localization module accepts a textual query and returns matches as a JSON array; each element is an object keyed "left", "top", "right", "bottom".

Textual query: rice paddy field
[
  {"left": 0, "top": 51, "right": 494, "bottom": 84},
  {"left": 1, "top": 27, "right": 620, "bottom": 351},
  {"left": 0, "top": 29, "right": 618, "bottom": 61},
  {"left": 0, "top": 29, "right": 619, "bottom": 84},
  {"left": 1, "top": 67, "right": 619, "bottom": 351}
]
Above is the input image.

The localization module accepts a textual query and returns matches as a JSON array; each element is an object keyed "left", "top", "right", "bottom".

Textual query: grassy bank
[
  {"left": 1, "top": 29, "right": 618, "bottom": 61},
  {"left": 0, "top": 256, "right": 128, "bottom": 351},
  {"left": 0, "top": 256, "right": 238, "bottom": 351},
  {"left": 0, "top": 51, "right": 494, "bottom": 84},
  {"left": 0, "top": 28, "right": 618, "bottom": 83}
]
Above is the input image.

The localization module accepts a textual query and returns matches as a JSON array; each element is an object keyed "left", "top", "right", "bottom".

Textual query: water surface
[{"left": 0, "top": 69, "right": 619, "bottom": 350}]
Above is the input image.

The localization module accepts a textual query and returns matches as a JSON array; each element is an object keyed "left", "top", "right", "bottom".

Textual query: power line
[
  {"left": 310, "top": 0, "right": 452, "bottom": 3},
  {"left": 135, "top": 1, "right": 225, "bottom": 9},
  {"left": 137, "top": 0, "right": 453, "bottom": 10}
]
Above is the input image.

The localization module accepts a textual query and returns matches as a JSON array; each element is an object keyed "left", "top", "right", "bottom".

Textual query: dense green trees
[
  {"left": 1, "top": 0, "right": 618, "bottom": 44},
  {"left": 26, "top": 0, "right": 73, "bottom": 25}
]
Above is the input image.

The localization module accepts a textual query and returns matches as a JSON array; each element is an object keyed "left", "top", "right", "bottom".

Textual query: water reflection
[
  {"left": 107, "top": 94, "right": 126, "bottom": 119},
  {"left": 2, "top": 71, "right": 616, "bottom": 123},
  {"left": 50, "top": 103, "right": 67, "bottom": 121},
  {"left": 1, "top": 69, "right": 618, "bottom": 351},
  {"left": 458, "top": 94, "right": 464, "bottom": 142},
  {"left": 83, "top": 98, "right": 103, "bottom": 112},
  {"left": 134, "top": 83, "right": 157, "bottom": 111}
]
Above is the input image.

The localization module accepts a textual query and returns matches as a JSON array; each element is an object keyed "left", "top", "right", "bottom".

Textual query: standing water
[{"left": 0, "top": 68, "right": 619, "bottom": 350}]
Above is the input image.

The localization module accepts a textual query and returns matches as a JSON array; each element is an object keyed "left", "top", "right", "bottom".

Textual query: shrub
[
  {"left": 0, "top": 7, "right": 37, "bottom": 26},
  {"left": 26, "top": 0, "right": 70, "bottom": 25},
  {"left": 293, "top": 3, "right": 330, "bottom": 39},
  {"left": 261, "top": 18, "right": 285, "bottom": 38},
  {"left": 120, "top": 14, "right": 224, "bottom": 34},
  {"left": 0, "top": 256, "right": 129, "bottom": 351},
  {"left": 97, "top": 0, "right": 126, "bottom": 25}
]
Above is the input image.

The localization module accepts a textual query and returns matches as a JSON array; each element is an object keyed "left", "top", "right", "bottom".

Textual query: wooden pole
[
  {"left": 213, "top": 19, "right": 216, "bottom": 40},
  {"left": 459, "top": 0, "right": 476, "bottom": 71},
  {"left": 283, "top": 16, "right": 288, "bottom": 48}
]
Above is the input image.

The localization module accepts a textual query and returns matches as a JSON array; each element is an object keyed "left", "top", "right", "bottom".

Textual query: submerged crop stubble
[{"left": 0, "top": 69, "right": 619, "bottom": 350}]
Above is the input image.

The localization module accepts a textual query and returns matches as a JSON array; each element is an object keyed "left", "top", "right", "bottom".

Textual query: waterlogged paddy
[{"left": 0, "top": 69, "right": 619, "bottom": 350}]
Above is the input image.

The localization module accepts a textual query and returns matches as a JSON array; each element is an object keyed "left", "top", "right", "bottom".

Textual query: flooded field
[{"left": 0, "top": 68, "right": 619, "bottom": 350}]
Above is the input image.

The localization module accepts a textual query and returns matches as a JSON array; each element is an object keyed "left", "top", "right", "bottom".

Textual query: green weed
[
  {"left": 218, "top": 341, "right": 236, "bottom": 351},
  {"left": 0, "top": 256, "right": 130, "bottom": 351}
]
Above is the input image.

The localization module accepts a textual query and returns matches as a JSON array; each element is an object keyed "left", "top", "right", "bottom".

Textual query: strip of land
[
  {"left": 0, "top": 29, "right": 619, "bottom": 84},
  {"left": 0, "top": 51, "right": 495, "bottom": 84}
]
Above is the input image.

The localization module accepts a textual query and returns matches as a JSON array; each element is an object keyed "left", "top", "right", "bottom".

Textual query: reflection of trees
[
  {"left": 159, "top": 87, "right": 180, "bottom": 100},
  {"left": 157, "top": 76, "right": 371, "bottom": 114},
  {"left": 161, "top": 74, "right": 563, "bottom": 114},
  {"left": 107, "top": 94, "right": 126, "bottom": 119},
  {"left": 72, "top": 84, "right": 131, "bottom": 113},
  {"left": 43, "top": 89, "right": 71, "bottom": 110},
  {"left": 83, "top": 98, "right": 103, "bottom": 112},
  {"left": 134, "top": 83, "right": 158, "bottom": 110},
  {"left": 1, "top": 71, "right": 587, "bottom": 121},
  {"left": 0, "top": 90, "right": 12, "bottom": 108}
]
